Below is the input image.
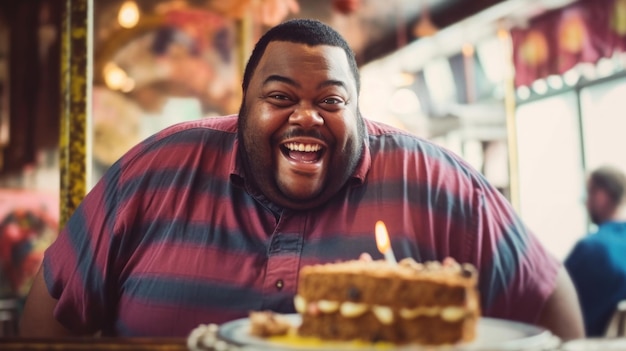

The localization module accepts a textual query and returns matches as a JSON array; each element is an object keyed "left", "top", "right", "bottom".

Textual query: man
[
  {"left": 565, "top": 166, "right": 626, "bottom": 336},
  {"left": 20, "top": 19, "right": 583, "bottom": 339}
]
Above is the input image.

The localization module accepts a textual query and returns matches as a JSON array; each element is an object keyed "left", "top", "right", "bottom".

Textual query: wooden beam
[{"left": 59, "top": 0, "right": 92, "bottom": 227}]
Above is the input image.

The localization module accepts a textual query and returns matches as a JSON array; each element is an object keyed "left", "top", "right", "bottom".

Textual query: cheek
[
  {"left": 589, "top": 192, "right": 610, "bottom": 210},
  {"left": 252, "top": 104, "right": 291, "bottom": 137},
  {"left": 598, "top": 193, "right": 614, "bottom": 209},
  {"left": 329, "top": 113, "right": 359, "bottom": 145}
]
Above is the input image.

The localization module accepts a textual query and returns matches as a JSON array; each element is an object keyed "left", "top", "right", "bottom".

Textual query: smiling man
[
  {"left": 239, "top": 39, "right": 364, "bottom": 210},
  {"left": 20, "top": 19, "right": 583, "bottom": 340}
]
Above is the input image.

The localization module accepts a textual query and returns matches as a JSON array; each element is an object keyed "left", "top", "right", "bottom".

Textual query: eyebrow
[
  {"left": 263, "top": 75, "right": 347, "bottom": 91},
  {"left": 263, "top": 75, "right": 301, "bottom": 88},
  {"left": 318, "top": 79, "right": 347, "bottom": 90}
]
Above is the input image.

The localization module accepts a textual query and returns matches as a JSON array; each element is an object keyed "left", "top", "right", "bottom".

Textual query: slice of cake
[
  {"left": 249, "top": 311, "right": 294, "bottom": 337},
  {"left": 294, "top": 258, "right": 480, "bottom": 345}
]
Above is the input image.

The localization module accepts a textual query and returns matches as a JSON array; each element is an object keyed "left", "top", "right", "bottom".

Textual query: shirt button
[{"left": 275, "top": 279, "right": 284, "bottom": 290}]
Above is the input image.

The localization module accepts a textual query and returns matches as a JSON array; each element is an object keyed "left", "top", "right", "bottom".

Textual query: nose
[{"left": 289, "top": 104, "right": 324, "bottom": 128}]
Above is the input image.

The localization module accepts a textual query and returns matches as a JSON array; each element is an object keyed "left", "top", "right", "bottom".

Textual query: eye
[
  {"left": 266, "top": 93, "right": 295, "bottom": 107},
  {"left": 321, "top": 97, "right": 345, "bottom": 105},
  {"left": 270, "top": 94, "right": 290, "bottom": 100},
  {"left": 267, "top": 94, "right": 291, "bottom": 101}
]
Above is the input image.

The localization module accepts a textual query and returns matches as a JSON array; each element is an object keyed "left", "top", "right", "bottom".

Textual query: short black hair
[
  {"left": 590, "top": 166, "right": 626, "bottom": 205},
  {"left": 241, "top": 19, "right": 360, "bottom": 94}
]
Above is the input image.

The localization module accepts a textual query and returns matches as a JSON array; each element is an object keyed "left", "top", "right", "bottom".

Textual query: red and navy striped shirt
[{"left": 43, "top": 115, "right": 559, "bottom": 336}]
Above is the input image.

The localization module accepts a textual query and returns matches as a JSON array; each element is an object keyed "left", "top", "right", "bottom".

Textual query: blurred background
[{"left": 0, "top": 0, "right": 625, "bottom": 312}]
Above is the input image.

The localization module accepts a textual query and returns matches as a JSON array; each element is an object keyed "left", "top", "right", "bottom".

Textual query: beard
[{"left": 237, "top": 100, "right": 366, "bottom": 210}]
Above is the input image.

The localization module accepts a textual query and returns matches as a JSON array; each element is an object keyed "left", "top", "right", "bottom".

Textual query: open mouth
[{"left": 280, "top": 142, "right": 325, "bottom": 164}]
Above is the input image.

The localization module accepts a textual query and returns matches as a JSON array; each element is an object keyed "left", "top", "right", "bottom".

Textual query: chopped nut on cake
[{"left": 249, "top": 311, "right": 293, "bottom": 337}]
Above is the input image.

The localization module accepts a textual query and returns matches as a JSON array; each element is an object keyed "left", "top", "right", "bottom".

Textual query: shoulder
[
  {"left": 96, "top": 115, "right": 239, "bottom": 186},
  {"left": 578, "top": 232, "right": 610, "bottom": 250},
  {"left": 365, "top": 118, "right": 427, "bottom": 150},
  {"left": 571, "top": 224, "right": 626, "bottom": 256},
  {"left": 566, "top": 234, "right": 609, "bottom": 266},
  {"left": 152, "top": 114, "right": 238, "bottom": 140},
  {"left": 365, "top": 118, "right": 415, "bottom": 138},
  {"left": 364, "top": 118, "right": 480, "bottom": 184},
  {"left": 366, "top": 118, "right": 451, "bottom": 158},
  {"left": 120, "top": 115, "right": 238, "bottom": 161},
  {"left": 598, "top": 221, "right": 626, "bottom": 236}
]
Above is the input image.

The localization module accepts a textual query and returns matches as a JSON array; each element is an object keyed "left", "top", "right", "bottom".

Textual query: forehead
[{"left": 253, "top": 41, "right": 356, "bottom": 89}]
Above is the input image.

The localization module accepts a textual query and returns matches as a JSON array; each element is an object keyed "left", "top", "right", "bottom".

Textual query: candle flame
[{"left": 375, "top": 220, "right": 390, "bottom": 254}]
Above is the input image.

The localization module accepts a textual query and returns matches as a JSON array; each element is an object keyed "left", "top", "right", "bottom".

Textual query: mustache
[{"left": 278, "top": 129, "right": 329, "bottom": 144}]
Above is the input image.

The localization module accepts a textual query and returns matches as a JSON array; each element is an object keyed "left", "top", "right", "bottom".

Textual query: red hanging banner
[{"left": 512, "top": 0, "right": 626, "bottom": 87}]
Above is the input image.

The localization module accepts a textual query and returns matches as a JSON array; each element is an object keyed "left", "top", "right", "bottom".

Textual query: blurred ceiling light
[
  {"left": 120, "top": 78, "right": 136, "bottom": 93},
  {"left": 389, "top": 88, "right": 421, "bottom": 115},
  {"left": 579, "top": 63, "right": 597, "bottom": 81},
  {"left": 497, "top": 28, "right": 510, "bottom": 41},
  {"left": 516, "top": 86, "right": 531, "bottom": 100},
  {"left": 413, "top": 0, "right": 438, "bottom": 38},
  {"left": 118, "top": 1, "right": 140, "bottom": 29},
  {"left": 531, "top": 79, "right": 548, "bottom": 95},
  {"left": 563, "top": 69, "right": 580, "bottom": 86},
  {"left": 392, "top": 72, "right": 415, "bottom": 87},
  {"left": 596, "top": 58, "right": 615, "bottom": 78},
  {"left": 547, "top": 75, "right": 564, "bottom": 90},
  {"left": 103, "top": 62, "right": 129, "bottom": 91},
  {"left": 462, "top": 43, "right": 474, "bottom": 57}
]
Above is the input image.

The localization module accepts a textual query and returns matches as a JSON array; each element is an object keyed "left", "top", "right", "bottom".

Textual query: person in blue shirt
[{"left": 565, "top": 165, "right": 626, "bottom": 336}]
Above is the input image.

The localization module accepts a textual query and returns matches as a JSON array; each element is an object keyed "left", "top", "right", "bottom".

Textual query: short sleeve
[
  {"left": 564, "top": 239, "right": 612, "bottom": 294},
  {"left": 43, "top": 164, "right": 123, "bottom": 334},
  {"left": 564, "top": 239, "right": 606, "bottom": 276}
]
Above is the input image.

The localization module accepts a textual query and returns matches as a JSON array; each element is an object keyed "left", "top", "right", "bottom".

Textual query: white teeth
[{"left": 285, "top": 143, "right": 321, "bottom": 152}]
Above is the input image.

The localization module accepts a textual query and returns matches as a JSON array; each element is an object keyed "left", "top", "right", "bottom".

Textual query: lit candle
[{"left": 375, "top": 220, "right": 397, "bottom": 264}]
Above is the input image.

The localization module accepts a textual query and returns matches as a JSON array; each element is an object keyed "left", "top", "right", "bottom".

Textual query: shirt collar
[
  {"left": 349, "top": 138, "right": 371, "bottom": 187},
  {"left": 229, "top": 137, "right": 245, "bottom": 187}
]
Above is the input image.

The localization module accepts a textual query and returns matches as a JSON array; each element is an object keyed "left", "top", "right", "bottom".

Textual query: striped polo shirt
[{"left": 43, "top": 115, "right": 559, "bottom": 336}]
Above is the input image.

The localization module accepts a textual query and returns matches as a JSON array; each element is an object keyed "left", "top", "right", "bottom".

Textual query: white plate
[
  {"left": 217, "top": 314, "right": 557, "bottom": 351},
  {"left": 560, "top": 338, "right": 626, "bottom": 351}
]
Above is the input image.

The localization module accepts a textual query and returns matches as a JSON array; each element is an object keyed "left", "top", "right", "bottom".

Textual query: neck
[
  {"left": 614, "top": 205, "right": 626, "bottom": 221},
  {"left": 600, "top": 206, "right": 626, "bottom": 224}
]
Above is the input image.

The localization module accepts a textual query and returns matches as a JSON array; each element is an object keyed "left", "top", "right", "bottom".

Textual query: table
[{"left": 0, "top": 337, "right": 188, "bottom": 351}]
